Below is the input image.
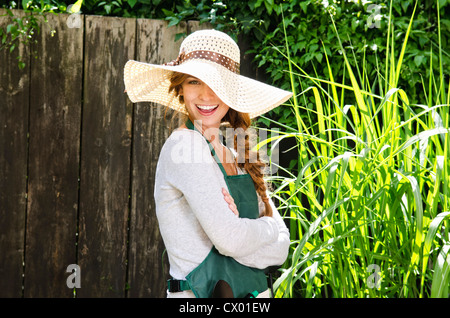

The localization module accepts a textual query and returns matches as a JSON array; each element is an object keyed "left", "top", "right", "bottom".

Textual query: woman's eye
[{"left": 188, "top": 80, "right": 200, "bottom": 85}]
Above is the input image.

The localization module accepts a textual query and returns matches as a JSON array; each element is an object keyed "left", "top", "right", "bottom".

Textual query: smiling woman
[
  {"left": 123, "top": 29, "right": 292, "bottom": 298},
  {"left": 177, "top": 75, "right": 230, "bottom": 128}
]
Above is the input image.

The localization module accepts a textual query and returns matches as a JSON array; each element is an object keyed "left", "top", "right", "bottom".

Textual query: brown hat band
[{"left": 164, "top": 50, "right": 240, "bottom": 74}]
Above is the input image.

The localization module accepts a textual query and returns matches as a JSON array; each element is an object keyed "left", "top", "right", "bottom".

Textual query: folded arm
[{"left": 233, "top": 194, "right": 290, "bottom": 269}]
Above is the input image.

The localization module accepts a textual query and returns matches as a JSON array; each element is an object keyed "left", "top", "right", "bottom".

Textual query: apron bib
[{"left": 183, "top": 119, "right": 268, "bottom": 298}]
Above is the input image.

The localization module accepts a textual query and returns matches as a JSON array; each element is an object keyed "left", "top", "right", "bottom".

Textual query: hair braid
[{"left": 222, "top": 109, "right": 273, "bottom": 217}]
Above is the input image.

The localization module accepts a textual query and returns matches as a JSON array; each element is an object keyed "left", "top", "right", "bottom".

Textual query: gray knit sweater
[{"left": 154, "top": 128, "right": 290, "bottom": 284}]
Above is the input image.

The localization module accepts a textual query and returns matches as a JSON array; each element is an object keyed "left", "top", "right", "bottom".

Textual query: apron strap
[
  {"left": 185, "top": 118, "right": 229, "bottom": 177},
  {"left": 167, "top": 278, "right": 190, "bottom": 293}
]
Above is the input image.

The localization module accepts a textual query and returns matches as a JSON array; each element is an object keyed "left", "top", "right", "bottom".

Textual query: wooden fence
[{"left": 0, "top": 9, "right": 225, "bottom": 298}]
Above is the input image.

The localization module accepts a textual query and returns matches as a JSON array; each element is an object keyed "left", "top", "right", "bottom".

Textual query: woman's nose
[{"left": 199, "top": 84, "right": 216, "bottom": 101}]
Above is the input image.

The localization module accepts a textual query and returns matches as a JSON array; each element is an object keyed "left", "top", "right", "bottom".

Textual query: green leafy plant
[
  {"left": 0, "top": 0, "right": 73, "bottom": 68},
  {"left": 260, "top": 0, "right": 450, "bottom": 298},
  {"left": 252, "top": 1, "right": 449, "bottom": 141}
]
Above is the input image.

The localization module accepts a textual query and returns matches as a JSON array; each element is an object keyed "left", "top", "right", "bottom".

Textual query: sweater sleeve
[
  {"left": 160, "top": 130, "right": 280, "bottom": 258},
  {"left": 233, "top": 193, "right": 290, "bottom": 269}
]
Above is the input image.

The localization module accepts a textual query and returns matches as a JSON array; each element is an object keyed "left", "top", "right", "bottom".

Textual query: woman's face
[{"left": 180, "top": 76, "right": 229, "bottom": 130}]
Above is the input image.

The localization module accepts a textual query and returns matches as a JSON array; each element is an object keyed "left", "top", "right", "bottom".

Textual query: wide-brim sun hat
[{"left": 124, "top": 29, "right": 292, "bottom": 119}]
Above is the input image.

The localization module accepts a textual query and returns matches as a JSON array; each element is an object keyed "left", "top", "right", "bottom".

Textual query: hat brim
[{"left": 123, "top": 59, "right": 292, "bottom": 119}]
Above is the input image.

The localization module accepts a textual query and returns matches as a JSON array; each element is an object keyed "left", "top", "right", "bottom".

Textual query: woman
[{"left": 124, "top": 29, "right": 292, "bottom": 298}]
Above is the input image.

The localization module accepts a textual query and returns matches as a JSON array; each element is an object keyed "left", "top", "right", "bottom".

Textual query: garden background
[{"left": 1, "top": 0, "right": 449, "bottom": 298}]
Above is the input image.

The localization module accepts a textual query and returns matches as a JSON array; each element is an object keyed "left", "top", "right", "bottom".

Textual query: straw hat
[{"left": 123, "top": 29, "right": 292, "bottom": 118}]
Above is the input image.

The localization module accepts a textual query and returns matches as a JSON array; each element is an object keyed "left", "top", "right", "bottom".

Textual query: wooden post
[
  {"left": 0, "top": 9, "right": 30, "bottom": 298},
  {"left": 77, "top": 15, "right": 135, "bottom": 298},
  {"left": 24, "top": 11, "right": 83, "bottom": 297}
]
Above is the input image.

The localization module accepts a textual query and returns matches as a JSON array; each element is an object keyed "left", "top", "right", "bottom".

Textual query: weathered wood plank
[
  {"left": 127, "top": 19, "right": 187, "bottom": 298},
  {"left": 24, "top": 12, "right": 83, "bottom": 297},
  {"left": 0, "top": 9, "right": 30, "bottom": 298},
  {"left": 78, "top": 15, "right": 135, "bottom": 298}
]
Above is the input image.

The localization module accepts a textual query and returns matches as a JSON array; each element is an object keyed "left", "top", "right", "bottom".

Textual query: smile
[{"left": 196, "top": 104, "right": 219, "bottom": 115}]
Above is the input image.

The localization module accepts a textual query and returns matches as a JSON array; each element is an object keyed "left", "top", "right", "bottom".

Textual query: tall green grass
[{"left": 263, "top": 1, "right": 450, "bottom": 298}]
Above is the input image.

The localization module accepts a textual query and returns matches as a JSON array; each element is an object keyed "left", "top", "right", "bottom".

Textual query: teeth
[{"left": 197, "top": 105, "right": 218, "bottom": 110}]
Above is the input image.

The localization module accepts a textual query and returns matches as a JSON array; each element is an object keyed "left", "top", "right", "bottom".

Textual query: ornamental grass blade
[
  {"left": 403, "top": 176, "right": 424, "bottom": 289},
  {"left": 421, "top": 211, "right": 450, "bottom": 297},
  {"left": 305, "top": 261, "right": 319, "bottom": 298},
  {"left": 394, "top": 128, "right": 449, "bottom": 158},
  {"left": 393, "top": 1, "right": 417, "bottom": 88},
  {"left": 431, "top": 244, "right": 450, "bottom": 298},
  {"left": 292, "top": 197, "right": 350, "bottom": 265}
]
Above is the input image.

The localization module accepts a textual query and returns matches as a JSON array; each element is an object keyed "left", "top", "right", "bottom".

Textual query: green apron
[{"left": 182, "top": 119, "right": 268, "bottom": 298}]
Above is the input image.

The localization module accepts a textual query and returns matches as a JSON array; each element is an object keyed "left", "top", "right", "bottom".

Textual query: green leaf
[
  {"left": 431, "top": 244, "right": 450, "bottom": 297},
  {"left": 22, "top": 0, "right": 30, "bottom": 9},
  {"left": 315, "top": 52, "right": 323, "bottom": 63},
  {"left": 422, "top": 212, "right": 450, "bottom": 273},
  {"left": 167, "top": 17, "right": 180, "bottom": 27},
  {"left": 300, "top": 1, "right": 308, "bottom": 13},
  {"left": 161, "top": 8, "right": 173, "bottom": 17},
  {"left": 174, "top": 32, "right": 185, "bottom": 42},
  {"left": 264, "top": 0, "right": 273, "bottom": 15},
  {"left": 249, "top": 0, "right": 264, "bottom": 10},
  {"left": 6, "top": 24, "right": 16, "bottom": 34},
  {"left": 414, "top": 55, "right": 425, "bottom": 67}
]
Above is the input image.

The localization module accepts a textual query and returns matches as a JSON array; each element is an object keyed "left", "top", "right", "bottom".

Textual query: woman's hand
[{"left": 222, "top": 188, "right": 239, "bottom": 216}]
